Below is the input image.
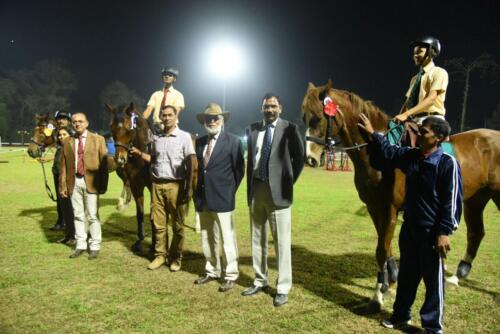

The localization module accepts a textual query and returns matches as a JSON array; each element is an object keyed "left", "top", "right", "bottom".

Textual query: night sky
[{"left": 1, "top": 0, "right": 499, "bottom": 135}]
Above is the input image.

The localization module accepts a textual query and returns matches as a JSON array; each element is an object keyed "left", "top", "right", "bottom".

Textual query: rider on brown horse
[{"left": 394, "top": 36, "right": 449, "bottom": 147}]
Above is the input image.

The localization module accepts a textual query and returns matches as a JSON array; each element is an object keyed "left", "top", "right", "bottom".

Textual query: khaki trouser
[
  {"left": 151, "top": 181, "right": 184, "bottom": 261},
  {"left": 71, "top": 177, "right": 101, "bottom": 251},
  {"left": 250, "top": 179, "right": 292, "bottom": 295}
]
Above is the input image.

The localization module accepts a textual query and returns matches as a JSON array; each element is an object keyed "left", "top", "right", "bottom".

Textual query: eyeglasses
[
  {"left": 204, "top": 116, "right": 221, "bottom": 123},
  {"left": 163, "top": 73, "right": 174, "bottom": 77}
]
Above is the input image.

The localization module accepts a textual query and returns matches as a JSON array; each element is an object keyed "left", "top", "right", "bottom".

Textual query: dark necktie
[
  {"left": 259, "top": 124, "right": 272, "bottom": 180},
  {"left": 161, "top": 88, "right": 168, "bottom": 109},
  {"left": 407, "top": 67, "right": 424, "bottom": 109},
  {"left": 203, "top": 137, "right": 214, "bottom": 167},
  {"left": 77, "top": 136, "right": 85, "bottom": 177}
]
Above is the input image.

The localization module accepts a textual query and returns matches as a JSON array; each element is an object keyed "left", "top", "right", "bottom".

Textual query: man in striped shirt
[{"left": 358, "top": 115, "right": 463, "bottom": 334}]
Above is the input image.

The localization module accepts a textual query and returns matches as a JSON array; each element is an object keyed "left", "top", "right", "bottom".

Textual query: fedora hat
[{"left": 196, "top": 103, "right": 229, "bottom": 124}]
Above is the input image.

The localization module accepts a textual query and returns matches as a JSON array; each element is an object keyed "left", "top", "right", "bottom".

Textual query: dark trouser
[
  {"left": 53, "top": 173, "right": 75, "bottom": 239},
  {"left": 393, "top": 223, "right": 445, "bottom": 334}
]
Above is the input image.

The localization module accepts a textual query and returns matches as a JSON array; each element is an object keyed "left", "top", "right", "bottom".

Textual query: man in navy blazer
[
  {"left": 193, "top": 103, "right": 245, "bottom": 292},
  {"left": 241, "top": 93, "right": 305, "bottom": 307}
]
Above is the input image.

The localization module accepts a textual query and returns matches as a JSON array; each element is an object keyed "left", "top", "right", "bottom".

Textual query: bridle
[{"left": 306, "top": 95, "right": 368, "bottom": 152}]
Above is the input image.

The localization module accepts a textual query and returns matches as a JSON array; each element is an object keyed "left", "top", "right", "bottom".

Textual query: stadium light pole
[{"left": 208, "top": 42, "right": 244, "bottom": 112}]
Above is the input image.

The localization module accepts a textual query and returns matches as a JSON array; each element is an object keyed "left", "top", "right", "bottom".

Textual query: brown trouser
[{"left": 151, "top": 181, "right": 185, "bottom": 261}]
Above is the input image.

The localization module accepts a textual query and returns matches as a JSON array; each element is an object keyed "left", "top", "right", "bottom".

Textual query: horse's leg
[
  {"left": 117, "top": 181, "right": 132, "bottom": 211},
  {"left": 130, "top": 184, "right": 145, "bottom": 254},
  {"left": 456, "top": 192, "right": 490, "bottom": 280},
  {"left": 368, "top": 204, "right": 397, "bottom": 310}
]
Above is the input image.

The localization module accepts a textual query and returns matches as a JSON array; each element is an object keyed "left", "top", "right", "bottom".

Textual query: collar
[
  {"left": 77, "top": 130, "right": 88, "bottom": 139},
  {"left": 158, "top": 126, "right": 179, "bottom": 137},
  {"left": 422, "top": 60, "right": 436, "bottom": 74},
  {"left": 421, "top": 146, "right": 443, "bottom": 165},
  {"left": 262, "top": 118, "right": 279, "bottom": 128},
  {"left": 162, "top": 85, "right": 175, "bottom": 92}
]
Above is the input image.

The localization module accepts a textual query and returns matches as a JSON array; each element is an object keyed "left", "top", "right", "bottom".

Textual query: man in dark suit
[
  {"left": 241, "top": 93, "right": 305, "bottom": 306},
  {"left": 59, "top": 112, "right": 108, "bottom": 260},
  {"left": 193, "top": 103, "right": 245, "bottom": 292}
]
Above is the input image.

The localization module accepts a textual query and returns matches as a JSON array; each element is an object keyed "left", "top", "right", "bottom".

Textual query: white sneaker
[{"left": 381, "top": 317, "right": 412, "bottom": 329}]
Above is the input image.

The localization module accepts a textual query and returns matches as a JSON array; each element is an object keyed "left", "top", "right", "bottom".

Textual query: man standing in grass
[
  {"left": 193, "top": 103, "right": 245, "bottom": 292},
  {"left": 59, "top": 112, "right": 108, "bottom": 260},
  {"left": 131, "top": 105, "right": 195, "bottom": 272},
  {"left": 242, "top": 93, "right": 304, "bottom": 307},
  {"left": 358, "top": 114, "right": 463, "bottom": 334}
]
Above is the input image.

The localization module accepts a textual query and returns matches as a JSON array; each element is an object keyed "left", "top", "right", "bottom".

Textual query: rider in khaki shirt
[
  {"left": 143, "top": 67, "right": 185, "bottom": 132},
  {"left": 395, "top": 36, "right": 448, "bottom": 125}
]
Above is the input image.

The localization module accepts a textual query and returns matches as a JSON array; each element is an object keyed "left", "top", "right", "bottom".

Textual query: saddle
[{"left": 386, "top": 120, "right": 419, "bottom": 147}]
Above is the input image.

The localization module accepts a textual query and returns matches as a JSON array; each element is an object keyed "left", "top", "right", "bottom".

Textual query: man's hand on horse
[
  {"left": 357, "top": 113, "right": 375, "bottom": 135},
  {"left": 129, "top": 147, "right": 142, "bottom": 157},
  {"left": 436, "top": 234, "right": 451, "bottom": 259},
  {"left": 394, "top": 113, "right": 409, "bottom": 123}
]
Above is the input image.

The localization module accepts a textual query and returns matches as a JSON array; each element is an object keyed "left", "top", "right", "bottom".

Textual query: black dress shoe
[
  {"left": 88, "top": 250, "right": 99, "bottom": 260},
  {"left": 273, "top": 293, "right": 288, "bottom": 307},
  {"left": 241, "top": 285, "right": 265, "bottom": 296},
  {"left": 194, "top": 275, "right": 218, "bottom": 285},
  {"left": 69, "top": 249, "right": 85, "bottom": 258},
  {"left": 219, "top": 280, "right": 235, "bottom": 292}
]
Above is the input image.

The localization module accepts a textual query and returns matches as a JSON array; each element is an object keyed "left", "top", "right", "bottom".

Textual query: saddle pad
[
  {"left": 387, "top": 121, "right": 404, "bottom": 145},
  {"left": 441, "top": 142, "right": 456, "bottom": 158}
]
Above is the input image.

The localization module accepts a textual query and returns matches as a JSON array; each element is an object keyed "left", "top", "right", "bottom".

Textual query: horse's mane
[{"left": 346, "top": 91, "right": 389, "bottom": 131}]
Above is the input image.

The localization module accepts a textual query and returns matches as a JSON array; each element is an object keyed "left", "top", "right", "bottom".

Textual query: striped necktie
[{"left": 203, "top": 136, "right": 214, "bottom": 167}]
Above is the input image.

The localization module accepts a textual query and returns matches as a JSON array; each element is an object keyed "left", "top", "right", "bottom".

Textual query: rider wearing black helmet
[
  {"left": 55, "top": 110, "right": 72, "bottom": 129},
  {"left": 143, "top": 66, "right": 185, "bottom": 133},
  {"left": 395, "top": 36, "right": 448, "bottom": 125}
]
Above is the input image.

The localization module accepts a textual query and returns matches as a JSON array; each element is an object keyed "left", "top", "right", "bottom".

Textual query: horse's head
[
  {"left": 107, "top": 102, "right": 142, "bottom": 167},
  {"left": 27, "top": 113, "right": 57, "bottom": 159},
  {"left": 302, "top": 80, "right": 384, "bottom": 167}
]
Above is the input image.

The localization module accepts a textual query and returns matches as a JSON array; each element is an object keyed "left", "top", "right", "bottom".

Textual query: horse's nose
[{"left": 306, "top": 156, "right": 318, "bottom": 168}]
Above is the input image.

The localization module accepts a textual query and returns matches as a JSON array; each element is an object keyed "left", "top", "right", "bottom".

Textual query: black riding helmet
[
  {"left": 410, "top": 36, "right": 441, "bottom": 59},
  {"left": 55, "top": 110, "right": 71, "bottom": 120},
  {"left": 161, "top": 66, "right": 179, "bottom": 78}
]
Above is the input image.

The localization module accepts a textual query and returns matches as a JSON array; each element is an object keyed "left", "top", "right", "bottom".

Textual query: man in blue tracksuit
[{"left": 358, "top": 115, "right": 463, "bottom": 334}]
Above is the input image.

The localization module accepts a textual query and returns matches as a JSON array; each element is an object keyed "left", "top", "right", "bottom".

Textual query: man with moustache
[
  {"left": 242, "top": 93, "right": 305, "bottom": 307},
  {"left": 59, "top": 112, "right": 108, "bottom": 260},
  {"left": 131, "top": 105, "right": 195, "bottom": 272},
  {"left": 193, "top": 103, "right": 245, "bottom": 292}
]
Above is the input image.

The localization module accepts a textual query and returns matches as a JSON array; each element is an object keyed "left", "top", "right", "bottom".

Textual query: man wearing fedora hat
[
  {"left": 143, "top": 66, "right": 185, "bottom": 134},
  {"left": 193, "top": 103, "right": 245, "bottom": 292}
]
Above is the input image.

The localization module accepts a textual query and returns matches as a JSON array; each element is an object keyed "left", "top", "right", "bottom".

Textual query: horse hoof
[
  {"left": 132, "top": 241, "right": 142, "bottom": 254},
  {"left": 445, "top": 275, "right": 459, "bottom": 289},
  {"left": 456, "top": 260, "right": 472, "bottom": 279}
]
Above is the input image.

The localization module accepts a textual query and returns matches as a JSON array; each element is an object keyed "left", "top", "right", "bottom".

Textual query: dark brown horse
[
  {"left": 106, "top": 103, "right": 199, "bottom": 254},
  {"left": 107, "top": 103, "right": 152, "bottom": 253},
  {"left": 27, "top": 113, "right": 58, "bottom": 159},
  {"left": 302, "top": 80, "right": 500, "bottom": 309}
]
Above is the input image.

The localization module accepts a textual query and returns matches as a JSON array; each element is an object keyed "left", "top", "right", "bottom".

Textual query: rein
[{"left": 40, "top": 158, "right": 57, "bottom": 202}]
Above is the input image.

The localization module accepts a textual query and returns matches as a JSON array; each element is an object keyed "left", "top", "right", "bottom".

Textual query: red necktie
[
  {"left": 161, "top": 88, "right": 168, "bottom": 109},
  {"left": 77, "top": 136, "right": 85, "bottom": 176},
  {"left": 203, "top": 137, "right": 214, "bottom": 167}
]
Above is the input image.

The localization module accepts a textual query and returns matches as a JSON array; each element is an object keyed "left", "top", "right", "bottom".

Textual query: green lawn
[{"left": 0, "top": 150, "right": 499, "bottom": 333}]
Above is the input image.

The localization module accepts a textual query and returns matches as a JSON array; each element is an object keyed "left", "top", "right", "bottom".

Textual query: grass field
[{"left": 0, "top": 148, "right": 499, "bottom": 333}]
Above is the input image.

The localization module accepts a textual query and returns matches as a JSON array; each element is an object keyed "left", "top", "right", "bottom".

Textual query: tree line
[{"left": 0, "top": 60, "right": 144, "bottom": 143}]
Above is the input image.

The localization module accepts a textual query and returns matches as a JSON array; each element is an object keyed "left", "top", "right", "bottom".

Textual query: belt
[
  {"left": 413, "top": 112, "right": 442, "bottom": 118},
  {"left": 153, "top": 178, "right": 180, "bottom": 184},
  {"left": 76, "top": 174, "right": 84, "bottom": 179}
]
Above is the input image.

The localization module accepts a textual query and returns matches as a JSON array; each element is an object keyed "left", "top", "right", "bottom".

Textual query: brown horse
[
  {"left": 106, "top": 103, "right": 198, "bottom": 254},
  {"left": 27, "top": 113, "right": 58, "bottom": 159},
  {"left": 302, "top": 80, "right": 500, "bottom": 309}
]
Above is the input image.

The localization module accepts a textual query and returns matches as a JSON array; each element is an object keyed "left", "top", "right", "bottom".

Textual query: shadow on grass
[{"left": 290, "top": 244, "right": 392, "bottom": 320}]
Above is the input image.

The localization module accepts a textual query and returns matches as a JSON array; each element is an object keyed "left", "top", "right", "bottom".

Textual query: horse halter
[
  {"left": 114, "top": 113, "right": 139, "bottom": 153},
  {"left": 30, "top": 123, "right": 56, "bottom": 153}
]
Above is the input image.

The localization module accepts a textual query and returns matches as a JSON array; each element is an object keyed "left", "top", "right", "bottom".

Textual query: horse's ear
[
  {"left": 307, "top": 82, "right": 316, "bottom": 91},
  {"left": 125, "top": 102, "right": 135, "bottom": 115},
  {"left": 104, "top": 103, "right": 114, "bottom": 113},
  {"left": 326, "top": 79, "right": 333, "bottom": 89}
]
